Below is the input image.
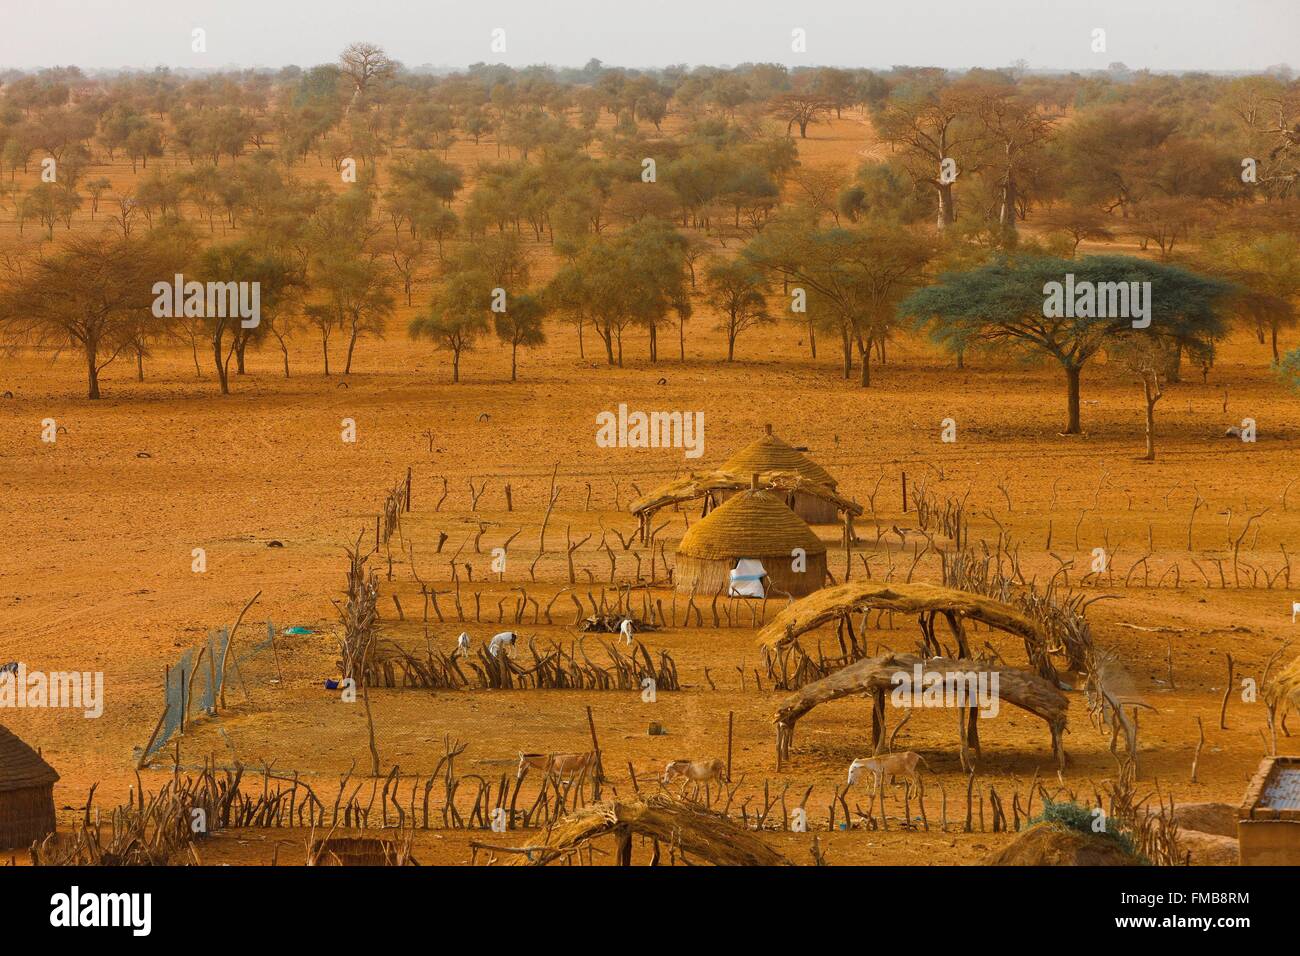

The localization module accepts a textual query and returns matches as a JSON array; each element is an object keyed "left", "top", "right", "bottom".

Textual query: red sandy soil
[{"left": 2, "top": 115, "right": 1298, "bottom": 865}]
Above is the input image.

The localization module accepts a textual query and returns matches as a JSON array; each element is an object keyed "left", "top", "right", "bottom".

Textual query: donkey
[{"left": 847, "top": 751, "right": 932, "bottom": 791}]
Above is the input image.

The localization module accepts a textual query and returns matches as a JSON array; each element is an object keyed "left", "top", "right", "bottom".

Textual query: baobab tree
[
  {"left": 875, "top": 83, "right": 983, "bottom": 230},
  {"left": 339, "top": 43, "right": 394, "bottom": 113}
]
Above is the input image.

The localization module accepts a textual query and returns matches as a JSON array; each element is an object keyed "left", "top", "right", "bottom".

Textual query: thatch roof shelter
[
  {"left": 675, "top": 482, "right": 827, "bottom": 597},
  {"left": 757, "top": 581, "right": 1062, "bottom": 682},
  {"left": 0, "top": 724, "right": 59, "bottom": 849},
  {"left": 629, "top": 469, "right": 862, "bottom": 544},
  {"left": 720, "top": 425, "right": 841, "bottom": 523},
  {"left": 492, "top": 793, "right": 791, "bottom": 866},
  {"left": 772, "top": 652, "right": 1069, "bottom": 771}
]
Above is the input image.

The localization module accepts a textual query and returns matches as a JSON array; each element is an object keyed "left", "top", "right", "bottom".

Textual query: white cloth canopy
[{"left": 729, "top": 559, "right": 767, "bottom": 598}]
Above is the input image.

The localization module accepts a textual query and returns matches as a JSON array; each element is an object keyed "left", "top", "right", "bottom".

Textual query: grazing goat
[
  {"left": 516, "top": 752, "right": 595, "bottom": 782},
  {"left": 488, "top": 631, "right": 517, "bottom": 657},
  {"left": 455, "top": 632, "right": 471, "bottom": 655},
  {"left": 619, "top": 618, "right": 635, "bottom": 647},
  {"left": 847, "top": 751, "right": 932, "bottom": 790},
  {"left": 662, "top": 757, "right": 726, "bottom": 787}
]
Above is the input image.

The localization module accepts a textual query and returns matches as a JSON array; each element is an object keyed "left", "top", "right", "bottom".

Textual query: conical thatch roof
[
  {"left": 0, "top": 724, "right": 59, "bottom": 792},
  {"left": 722, "top": 425, "right": 836, "bottom": 489},
  {"left": 678, "top": 488, "right": 825, "bottom": 561}
]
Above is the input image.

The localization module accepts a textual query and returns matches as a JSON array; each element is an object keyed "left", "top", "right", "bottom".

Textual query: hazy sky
[{"left": 1, "top": 0, "right": 1294, "bottom": 72}]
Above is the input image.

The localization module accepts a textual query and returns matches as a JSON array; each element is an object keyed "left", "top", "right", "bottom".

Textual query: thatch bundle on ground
[
  {"left": 757, "top": 580, "right": 1062, "bottom": 682},
  {"left": 495, "top": 793, "right": 791, "bottom": 866},
  {"left": 719, "top": 425, "right": 841, "bottom": 523},
  {"left": 0, "top": 724, "right": 59, "bottom": 850},
  {"left": 674, "top": 483, "right": 827, "bottom": 597},
  {"left": 772, "top": 652, "right": 1069, "bottom": 770},
  {"left": 987, "top": 822, "right": 1143, "bottom": 866}
]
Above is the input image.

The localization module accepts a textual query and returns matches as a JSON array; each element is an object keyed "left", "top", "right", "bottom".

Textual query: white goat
[{"left": 488, "top": 631, "right": 517, "bottom": 658}]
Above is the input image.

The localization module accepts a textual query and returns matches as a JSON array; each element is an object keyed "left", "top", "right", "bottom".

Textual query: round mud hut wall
[
  {"left": 674, "top": 488, "right": 827, "bottom": 597},
  {"left": 0, "top": 724, "right": 59, "bottom": 850},
  {"left": 720, "top": 426, "right": 840, "bottom": 524}
]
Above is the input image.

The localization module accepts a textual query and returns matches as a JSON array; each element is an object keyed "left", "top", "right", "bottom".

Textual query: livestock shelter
[
  {"left": 674, "top": 482, "right": 827, "bottom": 598},
  {"left": 720, "top": 425, "right": 841, "bottom": 523},
  {"left": 1239, "top": 755, "right": 1300, "bottom": 865},
  {"left": 0, "top": 723, "right": 59, "bottom": 849}
]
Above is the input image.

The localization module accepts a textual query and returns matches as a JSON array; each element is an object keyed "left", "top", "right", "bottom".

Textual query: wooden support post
[
  {"left": 726, "top": 711, "right": 735, "bottom": 782},
  {"left": 586, "top": 706, "right": 604, "bottom": 794}
]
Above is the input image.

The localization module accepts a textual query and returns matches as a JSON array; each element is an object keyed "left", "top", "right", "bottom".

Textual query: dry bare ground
[{"left": 2, "top": 115, "right": 1298, "bottom": 865}]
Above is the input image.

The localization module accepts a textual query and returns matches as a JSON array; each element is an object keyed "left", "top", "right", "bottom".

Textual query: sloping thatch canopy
[
  {"left": 0, "top": 724, "right": 59, "bottom": 793},
  {"left": 773, "top": 652, "right": 1069, "bottom": 770},
  {"left": 757, "top": 581, "right": 1059, "bottom": 681},
  {"left": 629, "top": 469, "right": 863, "bottom": 522},
  {"left": 680, "top": 489, "right": 826, "bottom": 561},
  {"left": 498, "top": 793, "right": 791, "bottom": 866},
  {"left": 723, "top": 425, "right": 837, "bottom": 489}
]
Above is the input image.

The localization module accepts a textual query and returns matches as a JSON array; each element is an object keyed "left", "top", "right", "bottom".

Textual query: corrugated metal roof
[{"left": 1260, "top": 766, "right": 1300, "bottom": 812}]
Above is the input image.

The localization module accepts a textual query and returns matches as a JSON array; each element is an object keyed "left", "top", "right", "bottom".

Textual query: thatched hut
[
  {"left": 0, "top": 724, "right": 59, "bottom": 849},
  {"left": 721, "top": 425, "right": 840, "bottom": 523},
  {"left": 675, "top": 481, "right": 827, "bottom": 598}
]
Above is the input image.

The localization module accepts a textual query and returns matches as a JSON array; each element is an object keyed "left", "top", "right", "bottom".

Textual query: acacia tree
[
  {"left": 1109, "top": 336, "right": 1185, "bottom": 461},
  {"left": 901, "top": 255, "right": 1231, "bottom": 434},
  {"left": 704, "top": 257, "right": 771, "bottom": 361},
  {"left": 196, "top": 242, "right": 263, "bottom": 392},
  {"left": 0, "top": 233, "right": 181, "bottom": 399},
  {"left": 493, "top": 292, "right": 548, "bottom": 381},
  {"left": 545, "top": 223, "right": 689, "bottom": 366},
  {"left": 770, "top": 92, "right": 833, "bottom": 138},
  {"left": 1036, "top": 203, "right": 1115, "bottom": 255},
  {"left": 745, "top": 223, "right": 935, "bottom": 385},
  {"left": 1201, "top": 230, "right": 1300, "bottom": 363},
  {"left": 409, "top": 272, "right": 490, "bottom": 382}
]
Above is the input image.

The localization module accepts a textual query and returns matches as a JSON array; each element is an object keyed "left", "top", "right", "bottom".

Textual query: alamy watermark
[
  {"left": 595, "top": 403, "right": 704, "bottom": 459},
  {"left": 152, "top": 274, "right": 260, "bottom": 328},
  {"left": 889, "top": 663, "right": 1000, "bottom": 718},
  {"left": 0, "top": 663, "right": 104, "bottom": 718},
  {"left": 1043, "top": 274, "right": 1151, "bottom": 329}
]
